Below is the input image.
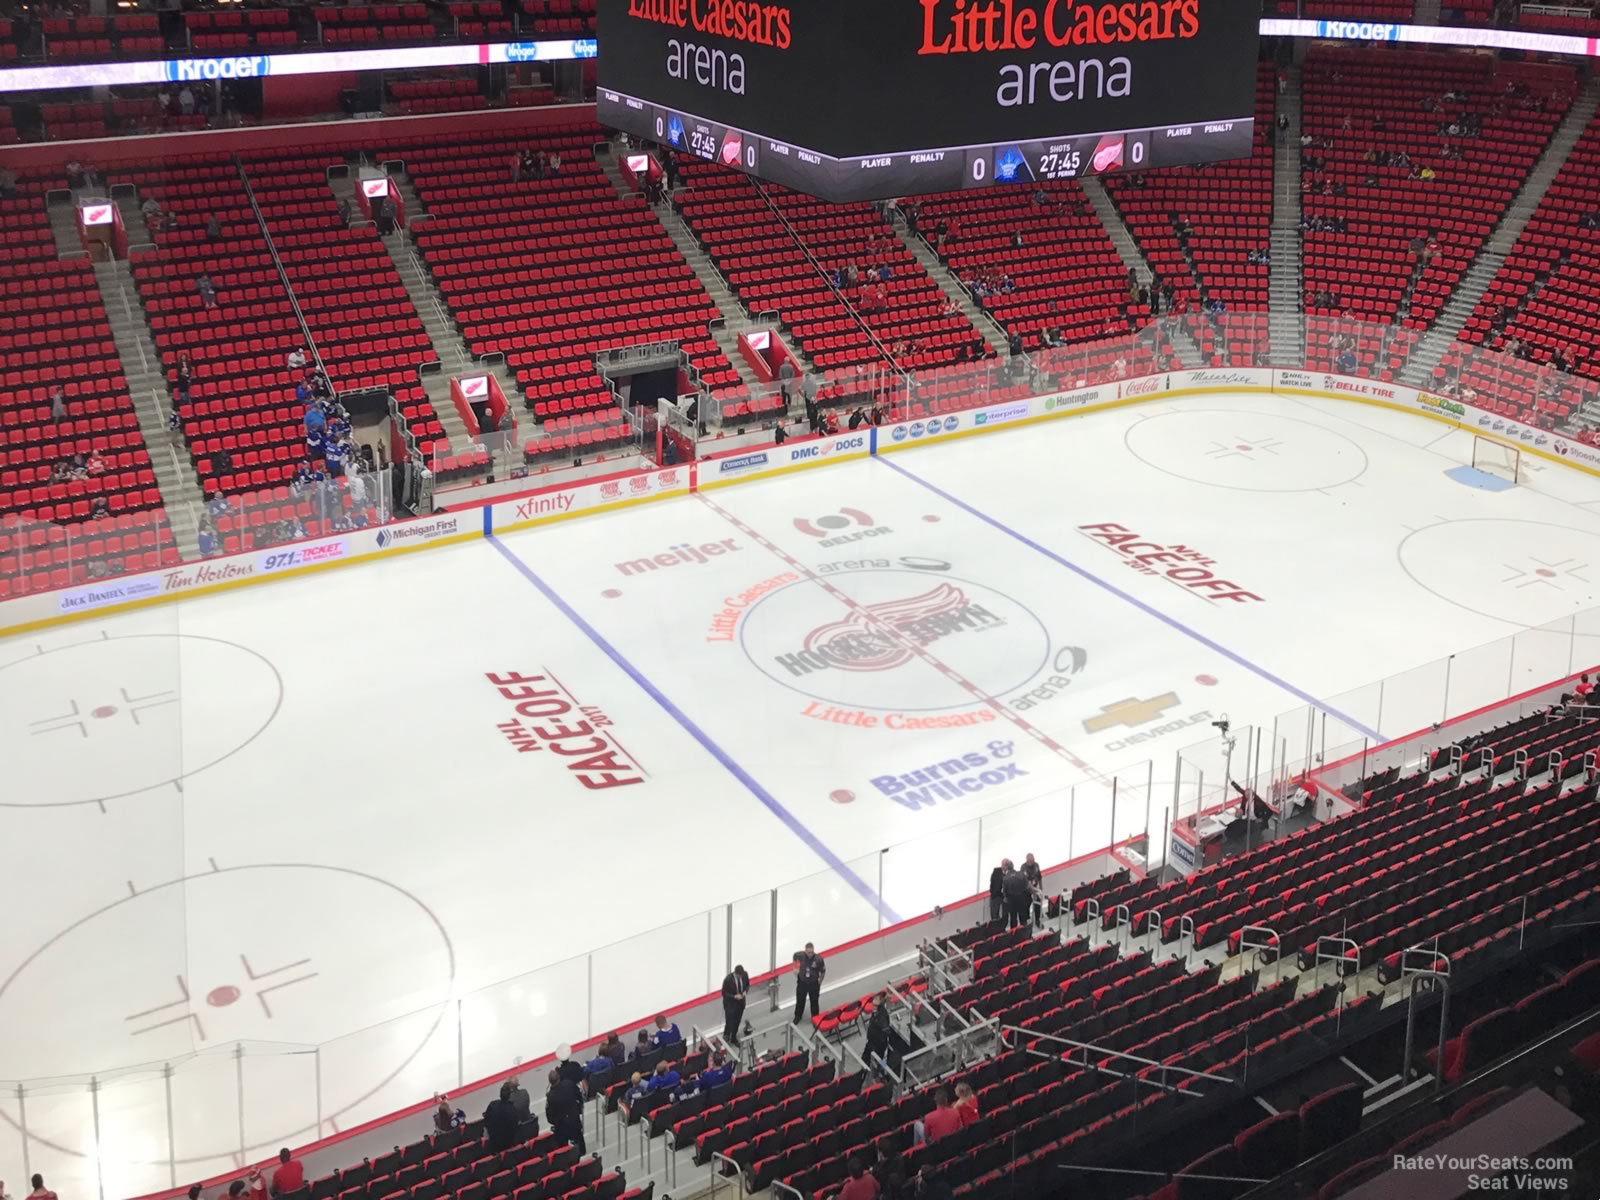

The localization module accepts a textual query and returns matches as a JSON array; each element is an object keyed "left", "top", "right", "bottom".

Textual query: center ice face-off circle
[
  {"left": 1123, "top": 409, "right": 1369, "bottom": 492},
  {"left": 0, "top": 634, "right": 283, "bottom": 807},
  {"left": 0, "top": 864, "right": 456, "bottom": 1166},
  {"left": 738, "top": 569, "right": 1054, "bottom": 712}
]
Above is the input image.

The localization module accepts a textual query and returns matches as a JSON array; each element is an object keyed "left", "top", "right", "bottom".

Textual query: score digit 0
[{"left": 971, "top": 156, "right": 987, "bottom": 183}]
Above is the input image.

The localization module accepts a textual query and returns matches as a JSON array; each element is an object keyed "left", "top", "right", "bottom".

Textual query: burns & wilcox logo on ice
[
  {"left": 1078, "top": 523, "right": 1264, "bottom": 603},
  {"left": 485, "top": 670, "right": 644, "bottom": 790},
  {"left": 794, "top": 508, "right": 891, "bottom": 547},
  {"left": 776, "top": 583, "right": 1001, "bottom": 677},
  {"left": 870, "top": 740, "right": 1026, "bottom": 811}
]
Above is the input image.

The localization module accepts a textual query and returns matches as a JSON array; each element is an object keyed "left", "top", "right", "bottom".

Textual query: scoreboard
[{"left": 597, "top": 0, "right": 1260, "bottom": 202}]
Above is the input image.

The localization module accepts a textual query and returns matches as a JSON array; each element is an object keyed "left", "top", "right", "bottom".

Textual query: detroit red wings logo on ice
[{"left": 777, "top": 584, "right": 1002, "bottom": 677}]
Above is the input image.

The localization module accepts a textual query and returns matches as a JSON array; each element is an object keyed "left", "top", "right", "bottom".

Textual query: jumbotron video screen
[{"left": 597, "top": 0, "right": 1261, "bottom": 201}]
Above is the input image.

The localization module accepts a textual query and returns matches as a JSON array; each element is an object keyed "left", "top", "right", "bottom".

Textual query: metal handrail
[
  {"left": 708, "top": 1150, "right": 747, "bottom": 1198},
  {"left": 1003, "top": 1024, "right": 1234, "bottom": 1088},
  {"left": 1314, "top": 934, "right": 1360, "bottom": 989},
  {"left": 1237, "top": 925, "right": 1284, "bottom": 985}
]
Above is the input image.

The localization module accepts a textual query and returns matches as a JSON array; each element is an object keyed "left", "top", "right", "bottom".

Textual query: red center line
[{"left": 697, "top": 494, "right": 1116, "bottom": 789}]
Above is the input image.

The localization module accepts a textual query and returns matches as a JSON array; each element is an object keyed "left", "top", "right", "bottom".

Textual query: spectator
[
  {"left": 874, "top": 1144, "right": 907, "bottom": 1199},
  {"left": 721, "top": 964, "right": 749, "bottom": 1045},
  {"left": 28, "top": 1177, "right": 57, "bottom": 1200},
  {"left": 0, "top": 166, "right": 16, "bottom": 199},
  {"left": 175, "top": 352, "right": 194, "bottom": 406},
  {"left": 270, "top": 1149, "right": 303, "bottom": 1197},
  {"left": 863, "top": 997, "right": 891, "bottom": 1070},
  {"left": 792, "top": 942, "right": 826, "bottom": 1025},
  {"left": 1002, "top": 859, "right": 1030, "bottom": 929},
  {"left": 197, "top": 518, "right": 218, "bottom": 557},
  {"left": 287, "top": 347, "right": 307, "bottom": 371},
  {"left": 645, "top": 1060, "right": 680, "bottom": 1094},
  {"left": 1576, "top": 674, "right": 1594, "bottom": 702},
  {"left": 555, "top": 1045, "right": 587, "bottom": 1086},
  {"left": 650, "top": 1013, "right": 682, "bottom": 1047},
  {"left": 88, "top": 496, "right": 110, "bottom": 520},
  {"left": 140, "top": 196, "right": 164, "bottom": 229},
  {"left": 432, "top": 1095, "right": 458, "bottom": 1134},
  {"left": 502, "top": 1075, "right": 532, "bottom": 1121},
  {"left": 912, "top": 1166, "right": 955, "bottom": 1200},
  {"left": 922, "top": 1089, "right": 961, "bottom": 1143},
  {"left": 693, "top": 1050, "right": 733, "bottom": 1094},
  {"left": 50, "top": 386, "right": 68, "bottom": 422},
  {"left": 600, "top": 1031, "right": 628, "bottom": 1068},
  {"left": 86, "top": 448, "right": 105, "bottom": 477},
  {"left": 953, "top": 1082, "right": 979, "bottom": 1128},
  {"left": 848, "top": 406, "right": 869, "bottom": 430},
  {"left": 548, "top": 152, "right": 561, "bottom": 175},
  {"left": 544, "top": 1068, "right": 585, "bottom": 1154},
  {"left": 838, "top": 1157, "right": 880, "bottom": 1200},
  {"left": 179, "top": 85, "right": 196, "bottom": 116},
  {"left": 628, "top": 1029, "right": 654, "bottom": 1066},
  {"left": 773, "top": 422, "right": 789, "bottom": 446},
  {"left": 1022, "top": 853, "right": 1043, "bottom": 925},
  {"left": 482, "top": 1088, "right": 519, "bottom": 1152},
  {"left": 205, "top": 214, "right": 222, "bottom": 241},
  {"left": 195, "top": 274, "right": 218, "bottom": 310}
]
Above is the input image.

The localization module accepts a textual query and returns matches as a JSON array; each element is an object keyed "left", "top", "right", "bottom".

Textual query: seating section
[
  {"left": 1079, "top": 708, "right": 1600, "bottom": 989},
  {"left": 1438, "top": 109, "right": 1600, "bottom": 424},
  {"left": 245, "top": 152, "right": 443, "bottom": 448},
  {"left": 397, "top": 127, "right": 742, "bottom": 457},
  {"left": 115, "top": 154, "right": 441, "bottom": 496},
  {"left": 388, "top": 78, "right": 491, "bottom": 116},
  {"left": 1104, "top": 64, "right": 1278, "bottom": 364},
  {"left": 188, "top": 8, "right": 300, "bottom": 51},
  {"left": 298, "top": 1126, "right": 646, "bottom": 1200},
  {"left": 39, "top": 13, "right": 163, "bottom": 61},
  {"left": 518, "top": 0, "right": 597, "bottom": 37},
  {"left": 1265, "top": 0, "right": 1414, "bottom": 15},
  {"left": 1300, "top": 51, "right": 1570, "bottom": 332},
  {"left": 906, "top": 182, "right": 1131, "bottom": 353},
  {"left": 319, "top": 5, "right": 438, "bottom": 45},
  {"left": 675, "top": 161, "right": 985, "bottom": 373},
  {"left": 0, "top": 172, "right": 175, "bottom": 597}
]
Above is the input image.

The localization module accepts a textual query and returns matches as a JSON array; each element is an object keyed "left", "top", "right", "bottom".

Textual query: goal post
[{"left": 1471, "top": 436, "right": 1522, "bottom": 484}]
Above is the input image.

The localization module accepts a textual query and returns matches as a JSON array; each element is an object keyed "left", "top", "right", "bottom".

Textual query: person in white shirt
[{"left": 287, "top": 347, "right": 307, "bottom": 370}]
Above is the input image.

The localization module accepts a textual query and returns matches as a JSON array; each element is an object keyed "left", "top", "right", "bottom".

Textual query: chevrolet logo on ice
[{"left": 1083, "top": 692, "right": 1181, "bottom": 734}]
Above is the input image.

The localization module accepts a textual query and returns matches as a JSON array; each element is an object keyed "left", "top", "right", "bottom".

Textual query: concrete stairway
[
  {"left": 91, "top": 260, "right": 206, "bottom": 555},
  {"left": 593, "top": 144, "right": 804, "bottom": 406},
  {"left": 45, "top": 192, "right": 86, "bottom": 259},
  {"left": 1402, "top": 77, "right": 1600, "bottom": 387},
  {"left": 1082, "top": 177, "right": 1203, "bottom": 367},
  {"left": 1269, "top": 65, "right": 1306, "bottom": 367},
  {"left": 889, "top": 215, "right": 1010, "bottom": 358},
  {"left": 114, "top": 190, "right": 154, "bottom": 250}
]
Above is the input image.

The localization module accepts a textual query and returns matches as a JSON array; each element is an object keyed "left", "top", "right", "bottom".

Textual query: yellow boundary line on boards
[
  {"left": 6, "top": 385, "right": 1597, "bottom": 638},
  {"left": 0, "top": 530, "right": 484, "bottom": 639}
]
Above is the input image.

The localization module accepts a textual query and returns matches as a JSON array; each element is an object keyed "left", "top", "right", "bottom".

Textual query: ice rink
[{"left": 9, "top": 388, "right": 1600, "bottom": 1195}]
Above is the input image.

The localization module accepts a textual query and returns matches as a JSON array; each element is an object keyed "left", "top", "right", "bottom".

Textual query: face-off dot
[
  {"left": 818, "top": 515, "right": 852, "bottom": 530},
  {"left": 601, "top": 588, "right": 622, "bottom": 598},
  {"left": 922, "top": 515, "right": 941, "bottom": 523},
  {"left": 91, "top": 705, "right": 118, "bottom": 719},
  {"left": 206, "top": 985, "right": 241, "bottom": 1008},
  {"left": 830, "top": 789, "right": 856, "bottom": 804},
  {"left": 1196, "top": 674, "right": 1218, "bottom": 687}
]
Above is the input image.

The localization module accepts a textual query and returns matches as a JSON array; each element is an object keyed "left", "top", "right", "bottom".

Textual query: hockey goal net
[{"left": 1472, "top": 435, "right": 1522, "bottom": 484}]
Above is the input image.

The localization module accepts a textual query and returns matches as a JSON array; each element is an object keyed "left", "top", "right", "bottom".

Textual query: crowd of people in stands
[{"left": 509, "top": 148, "right": 562, "bottom": 182}]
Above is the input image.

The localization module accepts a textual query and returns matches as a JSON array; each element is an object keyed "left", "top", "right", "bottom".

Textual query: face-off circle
[
  {"left": 1124, "top": 409, "right": 1369, "bottom": 492},
  {"left": 1398, "top": 519, "right": 1600, "bottom": 628},
  {"left": 738, "top": 569, "right": 1054, "bottom": 712},
  {"left": 0, "top": 863, "right": 455, "bottom": 1165},
  {"left": 0, "top": 634, "right": 283, "bottom": 807}
]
